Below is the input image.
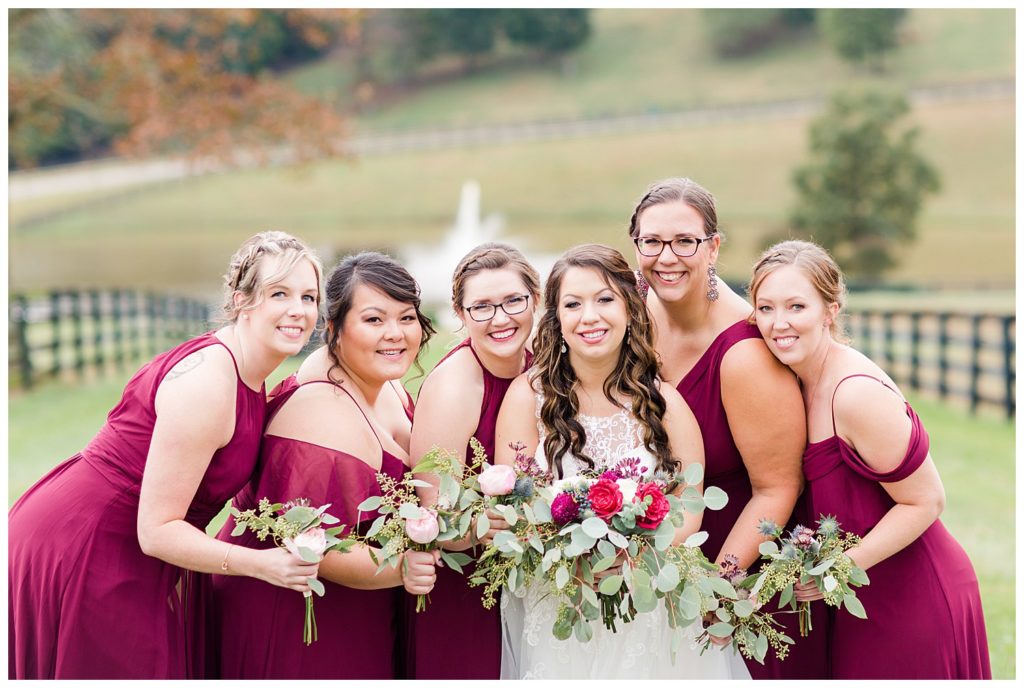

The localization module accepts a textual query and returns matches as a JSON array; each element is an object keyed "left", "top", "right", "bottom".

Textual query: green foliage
[
  {"left": 789, "top": 89, "right": 940, "bottom": 278},
  {"left": 502, "top": 9, "right": 591, "bottom": 55},
  {"left": 701, "top": 9, "right": 791, "bottom": 58},
  {"left": 819, "top": 9, "right": 907, "bottom": 68}
]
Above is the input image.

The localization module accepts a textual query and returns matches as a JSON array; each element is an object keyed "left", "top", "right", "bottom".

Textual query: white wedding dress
[{"left": 499, "top": 399, "right": 751, "bottom": 680}]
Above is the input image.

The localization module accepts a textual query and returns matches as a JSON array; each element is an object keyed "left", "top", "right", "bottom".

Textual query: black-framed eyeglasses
[
  {"left": 464, "top": 294, "right": 531, "bottom": 322},
  {"left": 633, "top": 235, "right": 714, "bottom": 258}
]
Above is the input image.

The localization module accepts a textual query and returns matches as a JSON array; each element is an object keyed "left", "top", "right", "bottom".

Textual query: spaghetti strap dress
[
  {"left": 8, "top": 332, "right": 265, "bottom": 679},
  {"left": 209, "top": 375, "right": 409, "bottom": 679},
  {"left": 802, "top": 374, "right": 991, "bottom": 679},
  {"left": 676, "top": 319, "right": 827, "bottom": 679},
  {"left": 403, "top": 338, "right": 532, "bottom": 679}
]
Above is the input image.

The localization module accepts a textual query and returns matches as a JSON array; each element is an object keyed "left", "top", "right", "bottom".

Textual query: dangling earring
[
  {"left": 707, "top": 265, "right": 720, "bottom": 302},
  {"left": 560, "top": 338, "right": 567, "bottom": 354},
  {"left": 634, "top": 270, "right": 650, "bottom": 299},
  {"left": 625, "top": 326, "right": 631, "bottom": 346}
]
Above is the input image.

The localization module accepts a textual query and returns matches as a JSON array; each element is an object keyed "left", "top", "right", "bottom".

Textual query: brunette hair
[
  {"left": 451, "top": 242, "right": 541, "bottom": 314},
  {"left": 627, "top": 177, "right": 720, "bottom": 239},
  {"left": 748, "top": 240, "right": 848, "bottom": 342},
  {"left": 532, "top": 244, "right": 678, "bottom": 477},
  {"left": 321, "top": 252, "right": 436, "bottom": 382},
  {"left": 222, "top": 231, "right": 322, "bottom": 322}
]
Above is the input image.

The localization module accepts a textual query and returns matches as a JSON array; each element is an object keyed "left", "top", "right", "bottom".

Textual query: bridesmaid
[
  {"left": 404, "top": 243, "right": 540, "bottom": 679},
  {"left": 626, "top": 177, "right": 820, "bottom": 678},
  {"left": 211, "top": 252, "right": 440, "bottom": 679},
  {"left": 749, "top": 240, "right": 991, "bottom": 679},
  {"left": 9, "top": 231, "right": 324, "bottom": 679}
]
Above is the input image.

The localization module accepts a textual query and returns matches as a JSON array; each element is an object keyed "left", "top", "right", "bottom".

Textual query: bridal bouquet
[
  {"left": 750, "top": 515, "right": 870, "bottom": 636},
  {"left": 695, "top": 554, "right": 794, "bottom": 664},
  {"left": 355, "top": 445, "right": 474, "bottom": 611},
  {"left": 229, "top": 497, "right": 356, "bottom": 644}
]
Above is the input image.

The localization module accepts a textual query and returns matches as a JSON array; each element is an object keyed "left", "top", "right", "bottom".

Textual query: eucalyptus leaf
[
  {"left": 632, "top": 584, "right": 658, "bottom": 613},
  {"left": 230, "top": 521, "right": 246, "bottom": 537},
  {"left": 555, "top": 566, "right": 570, "bottom": 590},
  {"left": 398, "top": 502, "right": 424, "bottom": 520},
  {"left": 632, "top": 568, "right": 652, "bottom": 590},
  {"left": 366, "top": 515, "right": 386, "bottom": 539},
  {"left": 552, "top": 616, "right": 573, "bottom": 641},
  {"left": 715, "top": 607, "right": 732, "bottom": 622},
  {"left": 607, "top": 530, "right": 629, "bottom": 549},
  {"left": 574, "top": 619, "right": 594, "bottom": 643},
  {"left": 597, "top": 538, "right": 618, "bottom": 560},
  {"left": 679, "top": 584, "right": 702, "bottom": 619},
  {"left": 529, "top": 534, "right": 544, "bottom": 554},
  {"left": 653, "top": 521, "right": 676, "bottom": 550},
  {"left": 708, "top": 575, "right": 738, "bottom": 599},
  {"left": 571, "top": 528, "right": 597, "bottom": 551},
  {"left": 581, "top": 517, "right": 609, "bottom": 539},
  {"left": 807, "top": 557, "right": 836, "bottom": 576},
  {"left": 779, "top": 583, "right": 794, "bottom": 608},
  {"left": 823, "top": 574, "right": 839, "bottom": 593},
  {"left": 408, "top": 479, "right": 433, "bottom": 488},
  {"left": 307, "top": 577, "right": 325, "bottom": 597},
  {"left": 684, "top": 531, "right": 709, "bottom": 548},
  {"left": 458, "top": 509, "right": 474, "bottom": 537},
  {"left": 508, "top": 565, "right": 519, "bottom": 593},
  {"left": 682, "top": 462, "right": 704, "bottom": 486},
  {"left": 357, "top": 495, "right": 382, "bottom": 512},
  {"left": 599, "top": 574, "right": 623, "bottom": 595},
  {"left": 754, "top": 633, "right": 769, "bottom": 663},
  {"left": 522, "top": 503, "right": 537, "bottom": 524},
  {"left": 320, "top": 513, "right": 340, "bottom": 525},
  {"left": 732, "top": 599, "right": 755, "bottom": 618},
  {"left": 656, "top": 563, "right": 681, "bottom": 592},
  {"left": 438, "top": 550, "right": 465, "bottom": 574},
  {"left": 532, "top": 499, "right": 552, "bottom": 523},
  {"left": 297, "top": 546, "right": 321, "bottom": 564},
  {"left": 591, "top": 556, "right": 618, "bottom": 574},
  {"left": 581, "top": 584, "right": 599, "bottom": 608},
  {"left": 476, "top": 512, "right": 491, "bottom": 541},
  {"left": 493, "top": 531, "right": 516, "bottom": 549},
  {"left": 680, "top": 490, "right": 705, "bottom": 514},
  {"left": 758, "top": 540, "right": 780, "bottom": 556},
  {"left": 849, "top": 566, "right": 870, "bottom": 586},
  {"left": 843, "top": 593, "right": 868, "bottom": 619},
  {"left": 706, "top": 622, "right": 734, "bottom": 637},
  {"left": 702, "top": 485, "right": 729, "bottom": 511}
]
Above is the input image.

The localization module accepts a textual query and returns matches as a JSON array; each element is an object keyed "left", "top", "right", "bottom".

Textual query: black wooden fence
[
  {"left": 847, "top": 309, "right": 1015, "bottom": 418},
  {"left": 9, "top": 290, "right": 212, "bottom": 390}
]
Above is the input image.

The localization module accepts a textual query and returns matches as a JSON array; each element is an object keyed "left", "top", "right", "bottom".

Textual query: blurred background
[{"left": 7, "top": 8, "right": 1015, "bottom": 676}]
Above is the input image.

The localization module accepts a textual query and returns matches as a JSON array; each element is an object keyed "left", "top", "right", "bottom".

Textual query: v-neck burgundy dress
[
  {"left": 801, "top": 374, "right": 990, "bottom": 679},
  {"left": 9, "top": 332, "right": 264, "bottom": 679},
  {"left": 403, "top": 339, "right": 532, "bottom": 679},
  {"left": 675, "top": 319, "right": 827, "bottom": 679},
  {"left": 209, "top": 375, "right": 410, "bottom": 679}
]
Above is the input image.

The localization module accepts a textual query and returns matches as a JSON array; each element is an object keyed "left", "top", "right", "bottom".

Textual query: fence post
[
  {"left": 1002, "top": 315, "right": 1015, "bottom": 418},
  {"left": 937, "top": 313, "right": 950, "bottom": 400},
  {"left": 111, "top": 289, "right": 124, "bottom": 370},
  {"left": 49, "top": 291, "right": 62, "bottom": 377},
  {"left": 13, "top": 295, "right": 33, "bottom": 389},
  {"left": 909, "top": 312, "right": 921, "bottom": 390},
  {"left": 127, "top": 291, "right": 141, "bottom": 363},
  {"left": 71, "top": 290, "right": 85, "bottom": 376},
  {"left": 968, "top": 315, "right": 982, "bottom": 414},
  {"left": 883, "top": 312, "right": 895, "bottom": 373},
  {"left": 91, "top": 290, "right": 104, "bottom": 370},
  {"left": 147, "top": 293, "right": 158, "bottom": 356}
]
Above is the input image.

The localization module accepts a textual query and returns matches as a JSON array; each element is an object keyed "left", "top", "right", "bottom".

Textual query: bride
[{"left": 493, "top": 244, "right": 749, "bottom": 680}]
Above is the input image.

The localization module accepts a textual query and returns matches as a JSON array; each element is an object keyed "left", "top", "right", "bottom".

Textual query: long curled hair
[
  {"left": 321, "top": 252, "right": 436, "bottom": 383},
  {"left": 532, "top": 244, "right": 678, "bottom": 478}
]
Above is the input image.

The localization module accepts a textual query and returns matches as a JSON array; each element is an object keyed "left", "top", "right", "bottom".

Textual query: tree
[
  {"left": 788, "top": 90, "right": 940, "bottom": 278},
  {"left": 818, "top": 9, "right": 907, "bottom": 69},
  {"left": 502, "top": 9, "right": 591, "bottom": 55},
  {"left": 702, "top": 9, "right": 791, "bottom": 58},
  {"left": 9, "top": 9, "right": 360, "bottom": 168}
]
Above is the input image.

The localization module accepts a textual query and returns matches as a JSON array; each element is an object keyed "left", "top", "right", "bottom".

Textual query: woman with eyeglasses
[
  {"left": 403, "top": 243, "right": 541, "bottom": 679},
  {"left": 627, "top": 178, "right": 823, "bottom": 679}
]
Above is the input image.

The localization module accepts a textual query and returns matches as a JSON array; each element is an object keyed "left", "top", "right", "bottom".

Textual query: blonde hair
[
  {"left": 222, "top": 231, "right": 323, "bottom": 322},
  {"left": 748, "top": 240, "right": 848, "bottom": 341},
  {"left": 451, "top": 242, "right": 541, "bottom": 314}
]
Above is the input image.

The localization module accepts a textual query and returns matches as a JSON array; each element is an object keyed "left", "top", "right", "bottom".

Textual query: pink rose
[
  {"left": 405, "top": 507, "right": 440, "bottom": 544},
  {"left": 478, "top": 464, "right": 517, "bottom": 496},
  {"left": 635, "top": 483, "right": 670, "bottom": 530},
  {"left": 284, "top": 527, "right": 328, "bottom": 561},
  {"left": 588, "top": 479, "right": 624, "bottom": 522}
]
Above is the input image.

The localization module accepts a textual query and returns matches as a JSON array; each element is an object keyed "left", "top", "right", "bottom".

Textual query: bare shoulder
[
  {"left": 720, "top": 336, "right": 794, "bottom": 385},
  {"left": 417, "top": 347, "right": 484, "bottom": 410},
  {"left": 504, "top": 372, "right": 538, "bottom": 408},
  {"left": 267, "top": 382, "right": 378, "bottom": 459},
  {"left": 832, "top": 374, "right": 911, "bottom": 458},
  {"left": 657, "top": 380, "right": 691, "bottom": 421},
  {"left": 156, "top": 343, "right": 237, "bottom": 408}
]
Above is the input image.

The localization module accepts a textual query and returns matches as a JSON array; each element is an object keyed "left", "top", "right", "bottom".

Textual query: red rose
[
  {"left": 588, "top": 479, "right": 624, "bottom": 522},
  {"left": 636, "top": 482, "right": 670, "bottom": 530}
]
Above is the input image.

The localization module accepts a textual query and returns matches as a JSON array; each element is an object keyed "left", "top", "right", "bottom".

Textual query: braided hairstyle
[
  {"left": 627, "top": 177, "right": 720, "bottom": 240},
  {"left": 450, "top": 242, "right": 541, "bottom": 316},
  {"left": 533, "top": 244, "right": 679, "bottom": 478},
  {"left": 222, "top": 231, "right": 323, "bottom": 322},
  {"left": 321, "top": 252, "right": 436, "bottom": 383}
]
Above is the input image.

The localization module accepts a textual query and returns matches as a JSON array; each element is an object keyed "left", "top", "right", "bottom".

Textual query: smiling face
[
  {"left": 557, "top": 266, "right": 629, "bottom": 365},
  {"left": 633, "top": 200, "right": 719, "bottom": 305},
  {"left": 753, "top": 264, "right": 838, "bottom": 369},
  {"left": 243, "top": 255, "right": 320, "bottom": 358},
  {"left": 458, "top": 267, "right": 536, "bottom": 363},
  {"left": 337, "top": 282, "right": 423, "bottom": 384}
]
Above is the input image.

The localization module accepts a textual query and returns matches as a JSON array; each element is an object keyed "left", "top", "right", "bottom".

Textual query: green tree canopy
[
  {"left": 789, "top": 90, "right": 940, "bottom": 278},
  {"left": 819, "top": 9, "right": 907, "bottom": 69}
]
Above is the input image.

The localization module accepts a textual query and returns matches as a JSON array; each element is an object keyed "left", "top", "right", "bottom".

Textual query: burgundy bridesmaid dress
[
  {"left": 676, "top": 319, "right": 827, "bottom": 679},
  {"left": 802, "top": 374, "right": 991, "bottom": 679},
  {"left": 8, "top": 332, "right": 265, "bottom": 679},
  {"left": 403, "top": 338, "right": 532, "bottom": 679},
  {"left": 209, "top": 376, "right": 410, "bottom": 679}
]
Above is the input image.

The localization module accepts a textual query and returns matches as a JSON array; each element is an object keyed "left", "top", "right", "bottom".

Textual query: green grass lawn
[
  {"left": 7, "top": 332, "right": 1014, "bottom": 677},
  {"left": 287, "top": 9, "right": 1014, "bottom": 130}
]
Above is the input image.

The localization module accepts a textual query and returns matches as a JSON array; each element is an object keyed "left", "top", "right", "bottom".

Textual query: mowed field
[{"left": 10, "top": 97, "right": 1014, "bottom": 297}]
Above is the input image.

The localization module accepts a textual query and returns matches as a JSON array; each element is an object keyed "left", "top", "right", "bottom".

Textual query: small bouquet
[
  {"left": 750, "top": 515, "right": 870, "bottom": 636},
  {"left": 695, "top": 554, "right": 794, "bottom": 664},
  {"left": 229, "top": 497, "right": 356, "bottom": 645},
  {"left": 356, "top": 445, "right": 474, "bottom": 611},
  {"left": 462, "top": 442, "right": 555, "bottom": 608}
]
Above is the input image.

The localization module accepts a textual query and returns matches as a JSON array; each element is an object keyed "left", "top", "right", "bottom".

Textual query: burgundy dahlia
[{"left": 550, "top": 492, "right": 580, "bottom": 527}]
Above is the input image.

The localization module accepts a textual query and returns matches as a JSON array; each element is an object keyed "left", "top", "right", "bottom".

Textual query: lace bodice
[{"left": 533, "top": 392, "right": 657, "bottom": 479}]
